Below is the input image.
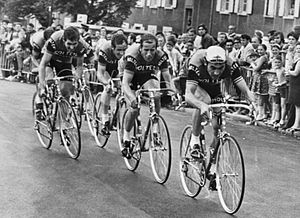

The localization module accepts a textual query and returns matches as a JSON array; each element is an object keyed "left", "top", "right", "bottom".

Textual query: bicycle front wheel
[
  {"left": 179, "top": 125, "right": 203, "bottom": 197},
  {"left": 93, "top": 93, "right": 109, "bottom": 148},
  {"left": 120, "top": 109, "right": 141, "bottom": 171},
  {"left": 70, "top": 89, "right": 83, "bottom": 129},
  {"left": 34, "top": 93, "right": 53, "bottom": 149},
  {"left": 216, "top": 135, "right": 245, "bottom": 214},
  {"left": 58, "top": 98, "right": 81, "bottom": 159},
  {"left": 149, "top": 115, "right": 171, "bottom": 184},
  {"left": 117, "top": 99, "right": 127, "bottom": 148},
  {"left": 83, "top": 87, "right": 95, "bottom": 136}
]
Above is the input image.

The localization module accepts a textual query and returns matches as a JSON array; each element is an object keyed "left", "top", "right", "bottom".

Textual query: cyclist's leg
[
  {"left": 35, "top": 66, "right": 54, "bottom": 120},
  {"left": 99, "top": 71, "right": 113, "bottom": 133},
  {"left": 190, "top": 86, "right": 211, "bottom": 158}
]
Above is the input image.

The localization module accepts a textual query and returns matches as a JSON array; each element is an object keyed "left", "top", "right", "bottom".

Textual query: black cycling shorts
[
  {"left": 130, "top": 74, "right": 158, "bottom": 90},
  {"left": 49, "top": 59, "right": 72, "bottom": 78}
]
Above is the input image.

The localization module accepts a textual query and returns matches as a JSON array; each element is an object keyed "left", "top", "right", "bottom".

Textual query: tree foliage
[{"left": 3, "top": 0, "right": 138, "bottom": 27}]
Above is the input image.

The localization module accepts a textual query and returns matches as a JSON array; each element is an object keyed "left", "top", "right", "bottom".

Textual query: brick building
[{"left": 125, "top": 0, "right": 300, "bottom": 36}]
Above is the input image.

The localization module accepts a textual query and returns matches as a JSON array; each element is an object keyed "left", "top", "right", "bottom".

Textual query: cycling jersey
[
  {"left": 124, "top": 44, "right": 168, "bottom": 89},
  {"left": 45, "top": 30, "right": 92, "bottom": 76},
  {"left": 45, "top": 30, "right": 92, "bottom": 64},
  {"left": 98, "top": 41, "right": 119, "bottom": 77},
  {"left": 187, "top": 49, "right": 243, "bottom": 102}
]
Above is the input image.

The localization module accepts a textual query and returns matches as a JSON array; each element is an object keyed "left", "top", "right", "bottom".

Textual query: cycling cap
[{"left": 206, "top": 46, "right": 226, "bottom": 63}]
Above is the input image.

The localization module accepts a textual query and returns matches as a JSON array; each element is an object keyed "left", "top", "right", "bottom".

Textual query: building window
[
  {"left": 279, "top": 0, "right": 300, "bottom": 17},
  {"left": 216, "top": 0, "right": 234, "bottom": 13},
  {"left": 162, "top": 0, "right": 177, "bottom": 9},
  {"left": 135, "top": 0, "right": 145, "bottom": 8},
  {"left": 147, "top": 0, "right": 160, "bottom": 8},
  {"left": 234, "top": 0, "right": 253, "bottom": 15},
  {"left": 264, "top": 0, "right": 276, "bottom": 17}
]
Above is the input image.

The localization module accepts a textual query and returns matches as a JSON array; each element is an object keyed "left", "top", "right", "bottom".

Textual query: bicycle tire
[
  {"left": 93, "top": 93, "right": 109, "bottom": 148},
  {"left": 120, "top": 108, "right": 141, "bottom": 171},
  {"left": 216, "top": 135, "right": 245, "bottom": 214},
  {"left": 83, "top": 87, "right": 95, "bottom": 136},
  {"left": 117, "top": 100, "right": 127, "bottom": 149},
  {"left": 32, "top": 91, "right": 37, "bottom": 116},
  {"left": 179, "top": 125, "right": 203, "bottom": 197},
  {"left": 149, "top": 114, "right": 171, "bottom": 184},
  {"left": 58, "top": 98, "right": 81, "bottom": 159},
  {"left": 34, "top": 93, "right": 53, "bottom": 149},
  {"left": 70, "top": 89, "right": 83, "bottom": 129}
]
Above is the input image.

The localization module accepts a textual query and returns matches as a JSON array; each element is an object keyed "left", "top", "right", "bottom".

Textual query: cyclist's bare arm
[
  {"left": 122, "top": 69, "right": 136, "bottom": 104},
  {"left": 75, "top": 56, "right": 84, "bottom": 79},
  {"left": 97, "top": 63, "right": 110, "bottom": 85},
  {"left": 185, "top": 82, "right": 210, "bottom": 114},
  {"left": 161, "top": 68, "right": 173, "bottom": 89},
  {"left": 38, "top": 52, "right": 52, "bottom": 87},
  {"left": 235, "top": 79, "right": 255, "bottom": 102}
]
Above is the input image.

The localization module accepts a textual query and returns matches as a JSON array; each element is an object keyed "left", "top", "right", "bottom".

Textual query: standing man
[{"left": 227, "top": 25, "right": 237, "bottom": 40}]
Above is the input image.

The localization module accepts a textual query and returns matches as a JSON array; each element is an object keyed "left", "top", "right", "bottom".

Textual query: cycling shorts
[{"left": 130, "top": 74, "right": 158, "bottom": 90}]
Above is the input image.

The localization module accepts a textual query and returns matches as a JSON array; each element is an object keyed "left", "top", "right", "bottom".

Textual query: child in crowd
[
  {"left": 250, "top": 44, "right": 270, "bottom": 121},
  {"left": 266, "top": 55, "right": 286, "bottom": 127},
  {"left": 273, "top": 55, "right": 287, "bottom": 128}
]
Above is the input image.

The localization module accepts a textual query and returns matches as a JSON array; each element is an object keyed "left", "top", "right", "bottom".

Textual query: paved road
[{"left": 0, "top": 80, "right": 299, "bottom": 218}]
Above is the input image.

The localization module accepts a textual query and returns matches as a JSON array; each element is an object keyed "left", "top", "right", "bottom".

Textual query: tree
[
  {"left": 3, "top": 0, "right": 138, "bottom": 27},
  {"left": 4, "top": 0, "right": 52, "bottom": 27}
]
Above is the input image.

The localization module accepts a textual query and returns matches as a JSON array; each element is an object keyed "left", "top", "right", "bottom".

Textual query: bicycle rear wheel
[
  {"left": 216, "top": 135, "right": 245, "bottom": 214},
  {"left": 83, "top": 87, "right": 95, "bottom": 136},
  {"left": 34, "top": 94, "right": 53, "bottom": 149},
  {"left": 119, "top": 109, "right": 141, "bottom": 171},
  {"left": 93, "top": 93, "right": 109, "bottom": 148},
  {"left": 149, "top": 115, "right": 171, "bottom": 184},
  {"left": 58, "top": 98, "right": 81, "bottom": 159},
  {"left": 179, "top": 125, "right": 203, "bottom": 197}
]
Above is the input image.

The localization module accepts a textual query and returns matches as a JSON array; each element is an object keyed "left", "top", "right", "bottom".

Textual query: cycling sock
[
  {"left": 124, "top": 130, "right": 131, "bottom": 142},
  {"left": 102, "top": 114, "right": 109, "bottom": 124},
  {"left": 153, "top": 121, "right": 158, "bottom": 134},
  {"left": 190, "top": 134, "right": 200, "bottom": 145}
]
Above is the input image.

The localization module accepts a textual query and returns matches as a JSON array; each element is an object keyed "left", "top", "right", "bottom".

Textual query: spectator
[
  {"left": 127, "top": 33, "right": 136, "bottom": 46},
  {"left": 156, "top": 31, "right": 166, "bottom": 51},
  {"left": 238, "top": 34, "right": 255, "bottom": 66},
  {"left": 251, "top": 36, "right": 262, "bottom": 51},
  {"left": 250, "top": 44, "right": 270, "bottom": 121},
  {"left": 195, "top": 24, "right": 217, "bottom": 49},
  {"left": 186, "top": 27, "right": 197, "bottom": 44},
  {"left": 80, "top": 24, "right": 92, "bottom": 46},
  {"left": 285, "top": 42, "right": 300, "bottom": 133},
  {"left": 272, "top": 55, "right": 287, "bottom": 128},
  {"left": 227, "top": 25, "right": 237, "bottom": 40},
  {"left": 165, "top": 35, "right": 183, "bottom": 77},
  {"left": 217, "top": 32, "right": 227, "bottom": 49},
  {"left": 225, "top": 39, "right": 238, "bottom": 61}
]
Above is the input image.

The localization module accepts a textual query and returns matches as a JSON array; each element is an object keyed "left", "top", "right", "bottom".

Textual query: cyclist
[
  {"left": 185, "top": 45, "right": 254, "bottom": 160},
  {"left": 96, "top": 33, "right": 128, "bottom": 135},
  {"left": 121, "top": 33, "right": 174, "bottom": 157},
  {"left": 36, "top": 26, "right": 93, "bottom": 119}
]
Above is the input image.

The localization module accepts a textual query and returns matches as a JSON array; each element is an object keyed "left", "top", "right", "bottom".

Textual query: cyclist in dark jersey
[
  {"left": 121, "top": 33, "right": 174, "bottom": 157},
  {"left": 185, "top": 45, "right": 254, "bottom": 159},
  {"left": 38, "top": 26, "right": 93, "bottom": 97},
  {"left": 97, "top": 33, "right": 128, "bottom": 135}
]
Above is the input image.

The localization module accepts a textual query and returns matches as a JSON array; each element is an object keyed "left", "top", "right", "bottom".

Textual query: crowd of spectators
[{"left": 0, "top": 19, "right": 299, "bottom": 135}]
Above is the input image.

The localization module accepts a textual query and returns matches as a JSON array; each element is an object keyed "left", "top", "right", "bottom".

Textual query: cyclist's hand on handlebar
[
  {"left": 38, "top": 82, "right": 46, "bottom": 97},
  {"left": 200, "top": 102, "right": 210, "bottom": 120}
]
